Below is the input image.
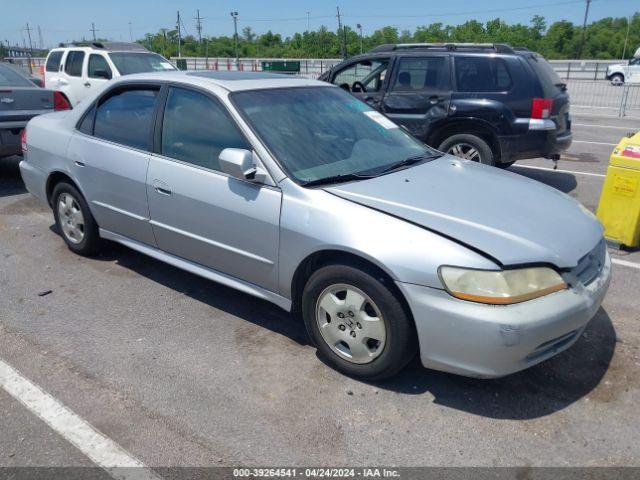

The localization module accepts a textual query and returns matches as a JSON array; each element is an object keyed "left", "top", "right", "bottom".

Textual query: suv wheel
[
  {"left": 52, "top": 182, "right": 101, "bottom": 256},
  {"left": 439, "top": 134, "right": 496, "bottom": 166},
  {"left": 302, "top": 264, "right": 417, "bottom": 380},
  {"left": 610, "top": 74, "right": 624, "bottom": 86}
]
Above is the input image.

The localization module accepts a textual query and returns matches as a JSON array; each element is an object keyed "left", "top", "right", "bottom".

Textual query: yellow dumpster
[{"left": 596, "top": 131, "right": 640, "bottom": 248}]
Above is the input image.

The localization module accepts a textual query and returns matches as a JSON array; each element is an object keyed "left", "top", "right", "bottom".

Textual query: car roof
[{"left": 115, "top": 70, "right": 329, "bottom": 92}]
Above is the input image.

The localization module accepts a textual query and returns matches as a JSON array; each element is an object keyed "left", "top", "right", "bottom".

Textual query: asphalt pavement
[{"left": 0, "top": 113, "right": 639, "bottom": 472}]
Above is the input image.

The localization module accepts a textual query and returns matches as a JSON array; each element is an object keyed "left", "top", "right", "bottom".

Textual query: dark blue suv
[{"left": 319, "top": 43, "right": 572, "bottom": 167}]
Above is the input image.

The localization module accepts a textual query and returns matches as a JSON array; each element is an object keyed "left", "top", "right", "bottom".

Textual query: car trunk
[{"left": 0, "top": 87, "right": 53, "bottom": 124}]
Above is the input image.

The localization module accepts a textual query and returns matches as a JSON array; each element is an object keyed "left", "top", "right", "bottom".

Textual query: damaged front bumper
[{"left": 397, "top": 251, "right": 611, "bottom": 378}]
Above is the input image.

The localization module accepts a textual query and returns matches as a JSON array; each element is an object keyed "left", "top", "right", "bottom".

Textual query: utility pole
[
  {"left": 37, "top": 25, "right": 43, "bottom": 50},
  {"left": 357, "top": 23, "right": 363, "bottom": 54},
  {"left": 90, "top": 22, "right": 97, "bottom": 41},
  {"left": 622, "top": 15, "right": 632, "bottom": 60},
  {"left": 306, "top": 11, "right": 310, "bottom": 32},
  {"left": 576, "top": 0, "right": 591, "bottom": 59},
  {"left": 195, "top": 9, "right": 203, "bottom": 54},
  {"left": 231, "top": 11, "right": 239, "bottom": 63},
  {"left": 128, "top": 22, "right": 133, "bottom": 42},
  {"left": 25, "top": 23, "right": 34, "bottom": 54},
  {"left": 336, "top": 6, "right": 346, "bottom": 59},
  {"left": 176, "top": 10, "right": 182, "bottom": 58}
]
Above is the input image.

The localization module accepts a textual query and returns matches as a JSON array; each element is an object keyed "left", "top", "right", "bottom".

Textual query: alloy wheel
[{"left": 447, "top": 143, "right": 481, "bottom": 162}]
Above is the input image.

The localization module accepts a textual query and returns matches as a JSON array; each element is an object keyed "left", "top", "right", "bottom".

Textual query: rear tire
[
  {"left": 52, "top": 182, "right": 101, "bottom": 256},
  {"left": 302, "top": 263, "right": 417, "bottom": 380},
  {"left": 439, "top": 133, "right": 496, "bottom": 166}
]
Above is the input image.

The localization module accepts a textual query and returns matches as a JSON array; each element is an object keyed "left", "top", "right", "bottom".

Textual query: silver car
[{"left": 19, "top": 71, "right": 611, "bottom": 380}]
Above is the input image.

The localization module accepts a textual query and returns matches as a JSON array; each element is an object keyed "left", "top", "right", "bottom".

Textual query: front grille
[{"left": 572, "top": 239, "right": 606, "bottom": 286}]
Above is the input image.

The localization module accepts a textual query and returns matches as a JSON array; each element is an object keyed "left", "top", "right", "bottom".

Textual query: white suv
[{"left": 43, "top": 42, "right": 175, "bottom": 106}]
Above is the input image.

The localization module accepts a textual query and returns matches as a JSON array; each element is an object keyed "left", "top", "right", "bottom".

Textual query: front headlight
[{"left": 439, "top": 266, "right": 567, "bottom": 305}]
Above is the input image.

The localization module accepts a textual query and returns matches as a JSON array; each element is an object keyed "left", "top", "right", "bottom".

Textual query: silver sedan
[{"left": 19, "top": 71, "right": 610, "bottom": 380}]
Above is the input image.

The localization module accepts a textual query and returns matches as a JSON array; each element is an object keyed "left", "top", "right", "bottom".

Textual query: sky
[{"left": 1, "top": 0, "right": 639, "bottom": 48}]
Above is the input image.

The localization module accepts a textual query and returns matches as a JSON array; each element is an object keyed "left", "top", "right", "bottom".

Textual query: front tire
[
  {"left": 439, "top": 133, "right": 496, "bottom": 166},
  {"left": 302, "top": 264, "right": 417, "bottom": 380},
  {"left": 610, "top": 74, "right": 624, "bottom": 86},
  {"left": 52, "top": 182, "right": 101, "bottom": 256}
]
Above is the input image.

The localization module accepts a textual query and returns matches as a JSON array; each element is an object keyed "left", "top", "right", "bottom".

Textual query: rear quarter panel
[{"left": 24, "top": 112, "right": 76, "bottom": 201}]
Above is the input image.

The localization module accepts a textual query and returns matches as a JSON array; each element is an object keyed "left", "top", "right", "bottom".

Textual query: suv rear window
[
  {"left": 65, "top": 51, "right": 85, "bottom": 77},
  {"left": 46, "top": 51, "right": 64, "bottom": 72},
  {"left": 524, "top": 53, "right": 565, "bottom": 97},
  {"left": 454, "top": 56, "right": 512, "bottom": 92}
]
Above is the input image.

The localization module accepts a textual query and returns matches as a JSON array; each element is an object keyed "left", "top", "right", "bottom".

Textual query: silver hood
[{"left": 326, "top": 157, "right": 603, "bottom": 268}]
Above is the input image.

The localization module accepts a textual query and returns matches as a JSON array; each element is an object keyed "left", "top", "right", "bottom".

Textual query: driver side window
[{"left": 332, "top": 59, "right": 389, "bottom": 92}]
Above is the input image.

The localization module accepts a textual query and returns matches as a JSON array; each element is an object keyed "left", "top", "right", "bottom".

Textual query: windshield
[
  {"left": 108, "top": 52, "right": 175, "bottom": 75},
  {"left": 233, "top": 87, "right": 437, "bottom": 184}
]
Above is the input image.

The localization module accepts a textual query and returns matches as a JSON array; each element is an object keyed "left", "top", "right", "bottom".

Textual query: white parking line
[
  {"left": 573, "top": 123, "right": 638, "bottom": 130},
  {"left": 572, "top": 140, "right": 618, "bottom": 146},
  {"left": 0, "top": 358, "right": 160, "bottom": 480},
  {"left": 512, "top": 164, "right": 606, "bottom": 178},
  {"left": 612, "top": 258, "right": 640, "bottom": 270}
]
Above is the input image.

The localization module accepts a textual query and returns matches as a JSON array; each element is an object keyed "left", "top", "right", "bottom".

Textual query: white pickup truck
[
  {"left": 44, "top": 42, "right": 175, "bottom": 106},
  {"left": 606, "top": 50, "right": 640, "bottom": 85}
]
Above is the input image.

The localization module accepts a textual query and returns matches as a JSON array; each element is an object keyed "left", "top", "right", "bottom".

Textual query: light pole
[
  {"left": 231, "top": 11, "right": 239, "bottom": 64},
  {"left": 357, "top": 23, "right": 363, "bottom": 54}
]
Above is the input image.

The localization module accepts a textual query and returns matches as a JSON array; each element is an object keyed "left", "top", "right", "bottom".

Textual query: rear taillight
[
  {"left": 21, "top": 128, "right": 27, "bottom": 153},
  {"left": 53, "top": 91, "right": 71, "bottom": 111},
  {"left": 531, "top": 98, "right": 553, "bottom": 119}
]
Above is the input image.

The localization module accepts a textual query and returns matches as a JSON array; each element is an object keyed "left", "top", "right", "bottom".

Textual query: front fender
[{"left": 277, "top": 181, "right": 498, "bottom": 299}]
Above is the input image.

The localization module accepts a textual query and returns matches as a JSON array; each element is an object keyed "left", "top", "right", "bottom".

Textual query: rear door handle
[
  {"left": 84, "top": 82, "right": 91, "bottom": 87},
  {"left": 428, "top": 95, "right": 443, "bottom": 104},
  {"left": 74, "top": 160, "right": 85, "bottom": 167}
]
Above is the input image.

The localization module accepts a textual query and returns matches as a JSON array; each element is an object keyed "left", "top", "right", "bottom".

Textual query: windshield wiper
[
  {"left": 301, "top": 172, "right": 375, "bottom": 187},
  {"left": 375, "top": 153, "right": 442, "bottom": 175}
]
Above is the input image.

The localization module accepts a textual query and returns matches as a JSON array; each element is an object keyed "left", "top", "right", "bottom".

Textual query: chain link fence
[{"left": 6, "top": 55, "right": 640, "bottom": 118}]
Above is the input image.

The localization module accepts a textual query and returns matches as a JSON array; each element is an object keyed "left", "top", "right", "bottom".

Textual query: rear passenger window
[
  {"left": 64, "top": 51, "right": 85, "bottom": 77},
  {"left": 455, "top": 57, "right": 512, "bottom": 92},
  {"left": 392, "top": 57, "right": 449, "bottom": 91},
  {"left": 94, "top": 88, "right": 158, "bottom": 150},
  {"left": 46, "top": 51, "right": 64, "bottom": 72},
  {"left": 77, "top": 105, "right": 96, "bottom": 135},
  {"left": 88, "top": 54, "right": 112, "bottom": 79},
  {"left": 161, "top": 87, "right": 250, "bottom": 171}
]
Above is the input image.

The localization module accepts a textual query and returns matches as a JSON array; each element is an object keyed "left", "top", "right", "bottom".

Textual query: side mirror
[
  {"left": 93, "top": 69, "right": 112, "bottom": 80},
  {"left": 218, "top": 148, "right": 269, "bottom": 184}
]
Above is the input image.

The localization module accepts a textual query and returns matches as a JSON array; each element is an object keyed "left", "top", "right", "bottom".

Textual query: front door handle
[
  {"left": 428, "top": 95, "right": 443, "bottom": 105},
  {"left": 74, "top": 160, "right": 85, "bottom": 167},
  {"left": 84, "top": 82, "right": 91, "bottom": 87},
  {"left": 152, "top": 180, "right": 172, "bottom": 196}
]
